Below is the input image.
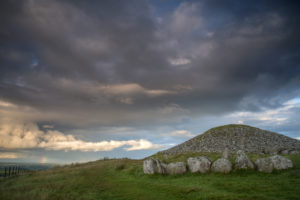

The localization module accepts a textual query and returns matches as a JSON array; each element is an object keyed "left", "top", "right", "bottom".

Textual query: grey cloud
[{"left": 0, "top": 0, "right": 299, "bottom": 129}]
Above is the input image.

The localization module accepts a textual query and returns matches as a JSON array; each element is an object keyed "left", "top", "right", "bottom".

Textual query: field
[{"left": 0, "top": 153, "right": 300, "bottom": 200}]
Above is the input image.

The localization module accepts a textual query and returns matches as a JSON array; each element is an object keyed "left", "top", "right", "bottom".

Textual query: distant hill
[{"left": 161, "top": 124, "right": 300, "bottom": 155}]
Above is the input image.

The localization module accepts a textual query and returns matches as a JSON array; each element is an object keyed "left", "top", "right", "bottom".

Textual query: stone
[
  {"left": 143, "top": 159, "right": 155, "bottom": 174},
  {"left": 281, "top": 149, "right": 289, "bottom": 155},
  {"left": 211, "top": 158, "right": 232, "bottom": 173},
  {"left": 234, "top": 150, "right": 254, "bottom": 170},
  {"left": 222, "top": 148, "right": 231, "bottom": 159},
  {"left": 270, "top": 155, "right": 293, "bottom": 170},
  {"left": 166, "top": 162, "right": 186, "bottom": 175},
  {"left": 255, "top": 157, "right": 273, "bottom": 173},
  {"left": 289, "top": 150, "right": 299, "bottom": 155},
  {"left": 143, "top": 158, "right": 166, "bottom": 174},
  {"left": 187, "top": 156, "right": 211, "bottom": 173}
]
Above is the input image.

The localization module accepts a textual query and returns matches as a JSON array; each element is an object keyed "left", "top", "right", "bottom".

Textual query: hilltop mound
[{"left": 161, "top": 124, "right": 300, "bottom": 155}]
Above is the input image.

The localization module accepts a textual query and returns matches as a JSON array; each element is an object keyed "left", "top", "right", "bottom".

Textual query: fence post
[{"left": 4, "top": 167, "right": 7, "bottom": 177}]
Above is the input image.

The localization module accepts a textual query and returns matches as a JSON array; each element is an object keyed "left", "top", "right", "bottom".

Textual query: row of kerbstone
[{"left": 143, "top": 150, "right": 293, "bottom": 175}]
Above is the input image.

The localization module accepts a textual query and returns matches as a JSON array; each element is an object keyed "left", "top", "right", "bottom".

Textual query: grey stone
[
  {"left": 143, "top": 159, "right": 155, "bottom": 174},
  {"left": 281, "top": 149, "right": 289, "bottom": 155},
  {"left": 270, "top": 155, "right": 293, "bottom": 170},
  {"left": 187, "top": 156, "right": 211, "bottom": 173},
  {"left": 211, "top": 158, "right": 232, "bottom": 173},
  {"left": 255, "top": 157, "right": 273, "bottom": 173},
  {"left": 289, "top": 150, "right": 299, "bottom": 155},
  {"left": 166, "top": 162, "right": 186, "bottom": 175},
  {"left": 222, "top": 148, "right": 231, "bottom": 159},
  {"left": 143, "top": 158, "right": 166, "bottom": 174},
  {"left": 234, "top": 150, "right": 254, "bottom": 170}
]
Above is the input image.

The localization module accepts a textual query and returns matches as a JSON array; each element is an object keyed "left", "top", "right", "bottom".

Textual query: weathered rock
[
  {"left": 270, "top": 155, "right": 293, "bottom": 170},
  {"left": 289, "top": 150, "right": 299, "bottom": 155},
  {"left": 143, "top": 158, "right": 166, "bottom": 174},
  {"left": 281, "top": 149, "right": 289, "bottom": 155},
  {"left": 187, "top": 156, "right": 211, "bottom": 173},
  {"left": 222, "top": 148, "right": 231, "bottom": 159},
  {"left": 234, "top": 150, "right": 254, "bottom": 170},
  {"left": 166, "top": 162, "right": 186, "bottom": 175},
  {"left": 211, "top": 158, "right": 232, "bottom": 173},
  {"left": 255, "top": 157, "right": 273, "bottom": 173},
  {"left": 143, "top": 159, "right": 155, "bottom": 174},
  {"left": 255, "top": 155, "right": 293, "bottom": 173}
]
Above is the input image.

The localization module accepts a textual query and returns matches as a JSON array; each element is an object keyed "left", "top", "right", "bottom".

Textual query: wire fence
[{"left": 0, "top": 166, "right": 29, "bottom": 177}]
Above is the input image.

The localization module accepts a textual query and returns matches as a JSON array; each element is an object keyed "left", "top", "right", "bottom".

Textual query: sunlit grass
[{"left": 0, "top": 154, "right": 300, "bottom": 200}]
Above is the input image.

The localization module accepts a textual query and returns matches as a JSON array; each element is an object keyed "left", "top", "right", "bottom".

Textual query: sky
[{"left": 0, "top": 0, "right": 300, "bottom": 164}]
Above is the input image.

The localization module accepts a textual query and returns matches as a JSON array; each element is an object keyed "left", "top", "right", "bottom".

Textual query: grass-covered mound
[{"left": 1, "top": 153, "right": 300, "bottom": 200}]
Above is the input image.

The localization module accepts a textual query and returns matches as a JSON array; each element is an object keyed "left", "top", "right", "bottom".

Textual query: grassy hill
[{"left": 1, "top": 153, "right": 300, "bottom": 200}]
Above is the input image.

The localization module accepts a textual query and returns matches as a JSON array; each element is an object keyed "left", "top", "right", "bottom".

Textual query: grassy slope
[{"left": 0, "top": 154, "right": 300, "bottom": 200}]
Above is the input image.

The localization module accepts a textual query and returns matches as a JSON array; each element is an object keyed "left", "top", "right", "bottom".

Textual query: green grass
[{"left": 1, "top": 154, "right": 300, "bottom": 200}]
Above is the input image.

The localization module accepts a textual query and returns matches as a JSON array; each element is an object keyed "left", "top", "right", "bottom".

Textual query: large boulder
[
  {"left": 166, "top": 162, "right": 186, "bottom": 175},
  {"left": 234, "top": 150, "right": 254, "bottom": 170},
  {"left": 187, "top": 156, "right": 211, "bottom": 173},
  {"left": 255, "top": 157, "right": 273, "bottom": 173},
  {"left": 255, "top": 155, "right": 293, "bottom": 173},
  {"left": 143, "top": 158, "right": 166, "bottom": 174},
  {"left": 222, "top": 148, "right": 231, "bottom": 159},
  {"left": 270, "top": 155, "right": 293, "bottom": 170},
  {"left": 211, "top": 158, "right": 232, "bottom": 173}
]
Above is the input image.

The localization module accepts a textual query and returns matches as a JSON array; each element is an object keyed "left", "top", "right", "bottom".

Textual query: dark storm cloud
[{"left": 0, "top": 0, "right": 300, "bottom": 128}]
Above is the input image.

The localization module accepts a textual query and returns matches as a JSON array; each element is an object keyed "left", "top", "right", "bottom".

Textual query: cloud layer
[
  {"left": 0, "top": 0, "right": 300, "bottom": 161},
  {"left": 0, "top": 118, "right": 162, "bottom": 152}
]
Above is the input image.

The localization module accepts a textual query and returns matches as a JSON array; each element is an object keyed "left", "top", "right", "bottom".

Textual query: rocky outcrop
[
  {"left": 234, "top": 150, "right": 254, "bottom": 170},
  {"left": 160, "top": 125, "right": 300, "bottom": 155},
  {"left": 211, "top": 158, "right": 232, "bottom": 173},
  {"left": 255, "top": 155, "right": 293, "bottom": 173},
  {"left": 166, "top": 162, "right": 186, "bottom": 175},
  {"left": 187, "top": 156, "right": 211, "bottom": 173},
  {"left": 143, "top": 158, "right": 166, "bottom": 174}
]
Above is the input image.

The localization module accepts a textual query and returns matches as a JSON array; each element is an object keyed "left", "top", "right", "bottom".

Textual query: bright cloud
[
  {"left": 0, "top": 152, "right": 22, "bottom": 159},
  {"left": 0, "top": 121, "right": 162, "bottom": 152},
  {"left": 166, "top": 130, "right": 195, "bottom": 138},
  {"left": 168, "top": 57, "right": 191, "bottom": 65},
  {"left": 102, "top": 83, "right": 175, "bottom": 97}
]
